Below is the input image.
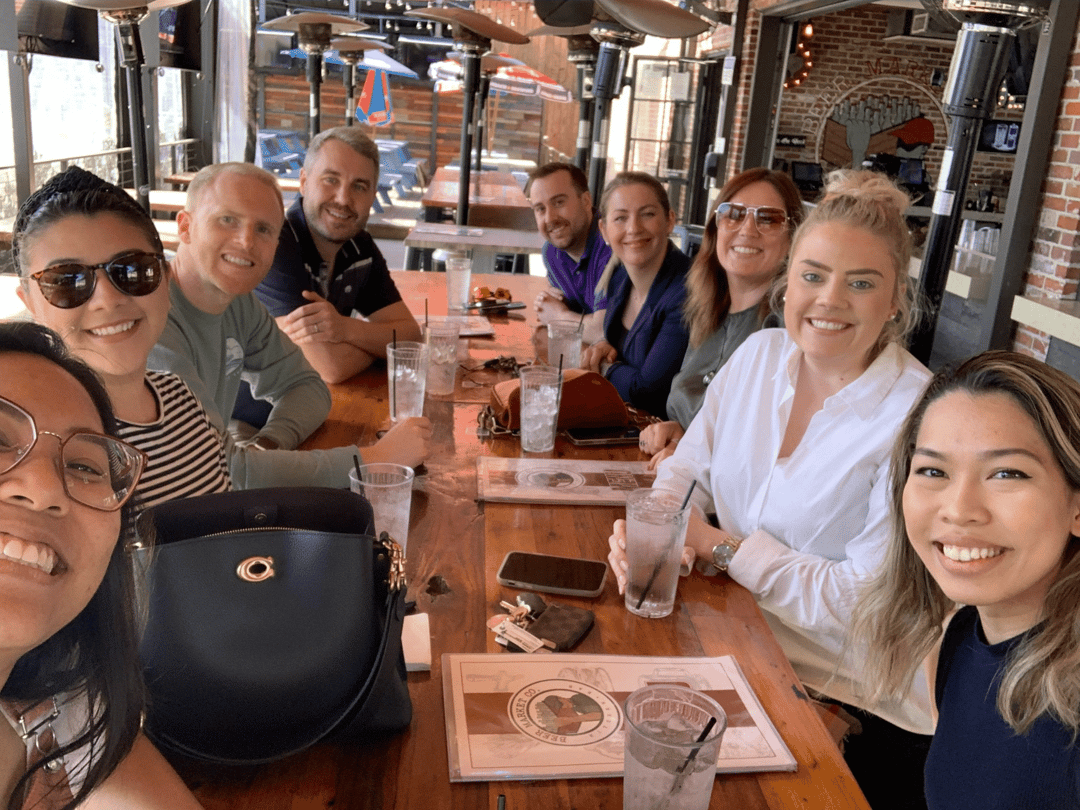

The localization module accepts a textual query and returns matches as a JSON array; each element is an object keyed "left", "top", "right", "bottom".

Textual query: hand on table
[
  {"left": 639, "top": 421, "right": 685, "bottom": 470},
  {"left": 363, "top": 416, "right": 432, "bottom": 468},
  {"left": 281, "top": 291, "right": 348, "bottom": 344},
  {"left": 534, "top": 287, "right": 572, "bottom": 324},
  {"left": 607, "top": 518, "right": 696, "bottom": 595},
  {"left": 582, "top": 340, "right": 617, "bottom": 374}
]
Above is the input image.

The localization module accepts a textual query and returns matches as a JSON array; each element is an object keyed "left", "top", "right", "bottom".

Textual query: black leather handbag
[{"left": 136, "top": 487, "right": 412, "bottom": 765}]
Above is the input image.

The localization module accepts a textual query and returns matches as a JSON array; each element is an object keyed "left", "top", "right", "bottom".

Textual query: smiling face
[
  {"left": 300, "top": 137, "right": 378, "bottom": 248},
  {"left": 177, "top": 171, "right": 284, "bottom": 310},
  {"left": 598, "top": 183, "right": 675, "bottom": 275},
  {"left": 0, "top": 352, "right": 120, "bottom": 672},
  {"left": 529, "top": 170, "right": 593, "bottom": 259},
  {"left": 784, "top": 221, "right": 899, "bottom": 378},
  {"left": 904, "top": 390, "right": 1080, "bottom": 641},
  {"left": 715, "top": 181, "right": 792, "bottom": 294},
  {"left": 18, "top": 213, "right": 169, "bottom": 388}
]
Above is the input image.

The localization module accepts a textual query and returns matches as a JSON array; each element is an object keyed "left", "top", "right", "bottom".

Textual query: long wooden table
[{"left": 175, "top": 272, "right": 869, "bottom": 810}]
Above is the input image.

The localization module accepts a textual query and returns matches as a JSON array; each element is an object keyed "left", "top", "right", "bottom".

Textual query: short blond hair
[{"left": 186, "top": 163, "right": 283, "bottom": 214}]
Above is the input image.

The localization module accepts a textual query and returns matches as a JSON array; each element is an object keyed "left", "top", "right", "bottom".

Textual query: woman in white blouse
[{"left": 609, "top": 170, "right": 933, "bottom": 810}]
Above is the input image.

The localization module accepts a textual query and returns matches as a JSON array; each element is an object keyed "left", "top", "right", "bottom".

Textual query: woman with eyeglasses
[
  {"left": 609, "top": 170, "right": 936, "bottom": 809},
  {"left": 638, "top": 168, "right": 804, "bottom": 467},
  {"left": 581, "top": 172, "right": 691, "bottom": 419},
  {"left": 852, "top": 352, "right": 1080, "bottom": 809},
  {"left": 13, "top": 166, "right": 231, "bottom": 508},
  {"left": 0, "top": 321, "right": 203, "bottom": 808}
]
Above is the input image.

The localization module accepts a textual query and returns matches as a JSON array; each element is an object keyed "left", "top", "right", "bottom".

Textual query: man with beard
[
  {"left": 527, "top": 162, "right": 611, "bottom": 345},
  {"left": 255, "top": 126, "right": 420, "bottom": 385}
]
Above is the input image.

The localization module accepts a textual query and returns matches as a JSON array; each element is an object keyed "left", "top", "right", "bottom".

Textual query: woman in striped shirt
[{"left": 12, "top": 166, "right": 231, "bottom": 507}]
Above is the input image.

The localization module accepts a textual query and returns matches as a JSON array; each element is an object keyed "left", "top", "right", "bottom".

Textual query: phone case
[{"left": 507, "top": 604, "right": 594, "bottom": 653}]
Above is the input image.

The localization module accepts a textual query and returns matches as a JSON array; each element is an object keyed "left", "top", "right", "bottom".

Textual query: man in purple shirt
[{"left": 527, "top": 163, "right": 612, "bottom": 345}]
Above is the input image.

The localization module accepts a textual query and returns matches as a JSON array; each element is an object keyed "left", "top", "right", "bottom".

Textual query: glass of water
[
  {"left": 547, "top": 319, "right": 584, "bottom": 369},
  {"left": 624, "top": 489, "right": 690, "bottom": 618},
  {"left": 518, "top": 366, "right": 562, "bottom": 453},
  {"left": 387, "top": 341, "right": 429, "bottom": 422},
  {"left": 445, "top": 252, "right": 472, "bottom": 314},
  {"left": 424, "top": 320, "right": 461, "bottom": 397}
]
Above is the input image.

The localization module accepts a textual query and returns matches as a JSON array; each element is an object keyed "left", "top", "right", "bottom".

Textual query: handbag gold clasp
[
  {"left": 236, "top": 556, "right": 275, "bottom": 582},
  {"left": 376, "top": 532, "right": 407, "bottom": 592}
]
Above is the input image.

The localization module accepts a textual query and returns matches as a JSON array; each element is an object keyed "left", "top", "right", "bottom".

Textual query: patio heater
[
  {"left": 447, "top": 51, "right": 525, "bottom": 171},
  {"left": 57, "top": 0, "right": 193, "bottom": 213},
  {"left": 909, "top": 0, "right": 1050, "bottom": 362},
  {"left": 263, "top": 12, "right": 369, "bottom": 143},
  {"left": 406, "top": 6, "right": 528, "bottom": 227},
  {"left": 329, "top": 37, "right": 389, "bottom": 127},
  {"left": 528, "top": 24, "right": 599, "bottom": 171},
  {"left": 534, "top": 0, "right": 710, "bottom": 200}
]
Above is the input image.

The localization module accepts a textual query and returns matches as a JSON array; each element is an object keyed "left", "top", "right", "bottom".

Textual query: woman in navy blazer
[{"left": 582, "top": 172, "right": 691, "bottom": 419}]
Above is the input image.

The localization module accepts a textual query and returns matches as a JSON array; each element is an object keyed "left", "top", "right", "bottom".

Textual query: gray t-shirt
[{"left": 665, "top": 306, "right": 764, "bottom": 429}]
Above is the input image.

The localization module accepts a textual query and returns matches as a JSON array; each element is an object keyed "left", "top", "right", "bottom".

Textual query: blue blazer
[{"left": 603, "top": 242, "right": 691, "bottom": 419}]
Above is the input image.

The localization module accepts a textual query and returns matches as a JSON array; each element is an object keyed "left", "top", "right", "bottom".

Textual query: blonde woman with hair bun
[{"left": 610, "top": 169, "right": 934, "bottom": 809}]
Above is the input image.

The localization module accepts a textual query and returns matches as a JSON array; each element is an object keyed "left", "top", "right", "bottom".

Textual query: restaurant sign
[{"left": 777, "top": 134, "right": 807, "bottom": 147}]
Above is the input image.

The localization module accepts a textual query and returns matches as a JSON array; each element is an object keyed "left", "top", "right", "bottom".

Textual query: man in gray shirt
[{"left": 149, "top": 162, "right": 429, "bottom": 488}]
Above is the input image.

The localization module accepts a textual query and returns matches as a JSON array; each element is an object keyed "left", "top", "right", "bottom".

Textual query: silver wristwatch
[{"left": 711, "top": 536, "right": 743, "bottom": 572}]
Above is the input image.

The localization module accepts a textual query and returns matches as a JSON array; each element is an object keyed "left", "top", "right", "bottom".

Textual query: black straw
[
  {"left": 635, "top": 480, "right": 697, "bottom": 610},
  {"left": 391, "top": 329, "right": 398, "bottom": 420},
  {"left": 352, "top": 453, "right": 364, "bottom": 496},
  {"left": 666, "top": 716, "right": 718, "bottom": 798}
]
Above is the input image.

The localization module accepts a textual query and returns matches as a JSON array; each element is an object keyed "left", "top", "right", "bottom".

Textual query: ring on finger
[{"left": 314, "top": 323, "right": 319, "bottom": 333}]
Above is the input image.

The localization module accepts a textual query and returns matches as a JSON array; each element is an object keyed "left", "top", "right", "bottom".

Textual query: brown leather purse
[{"left": 489, "top": 369, "right": 630, "bottom": 431}]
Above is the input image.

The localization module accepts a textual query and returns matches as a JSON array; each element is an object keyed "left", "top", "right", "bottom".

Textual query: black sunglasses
[
  {"left": 715, "top": 202, "right": 789, "bottom": 233},
  {"left": 29, "top": 251, "right": 166, "bottom": 309}
]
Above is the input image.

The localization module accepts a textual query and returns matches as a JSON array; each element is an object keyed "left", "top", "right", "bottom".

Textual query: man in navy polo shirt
[
  {"left": 527, "top": 162, "right": 611, "bottom": 345},
  {"left": 255, "top": 126, "right": 420, "bottom": 385}
]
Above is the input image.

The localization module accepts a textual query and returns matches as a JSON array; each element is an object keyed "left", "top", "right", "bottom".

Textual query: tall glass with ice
[
  {"left": 623, "top": 685, "right": 726, "bottom": 810},
  {"left": 424, "top": 320, "right": 460, "bottom": 396},
  {"left": 445, "top": 253, "right": 472, "bottom": 314},
  {"left": 624, "top": 489, "right": 690, "bottom": 618},
  {"left": 387, "top": 341, "right": 429, "bottom": 422},
  {"left": 518, "top": 367, "right": 562, "bottom": 453},
  {"left": 348, "top": 463, "right": 415, "bottom": 552},
  {"left": 547, "top": 319, "right": 583, "bottom": 368}
]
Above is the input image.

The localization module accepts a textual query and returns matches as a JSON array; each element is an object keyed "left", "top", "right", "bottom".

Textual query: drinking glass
[
  {"left": 519, "top": 367, "right": 562, "bottom": 453},
  {"left": 424, "top": 320, "right": 461, "bottom": 396},
  {"left": 624, "top": 489, "right": 690, "bottom": 618},
  {"left": 349, "top": 463, "right": 415, "bottom": 552},
  {"left": 446, "top": 253, "right": 472, "bottom": 314},
  {"left": 547, "top": 319, "right": 584, "bottom": 369},
  {"left": 387, "top": 341, "right": 429, "bottom": 422}
]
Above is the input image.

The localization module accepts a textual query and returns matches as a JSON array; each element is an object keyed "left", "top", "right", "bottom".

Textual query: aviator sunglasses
[
  {"left": 29, "top": 251, "right": 166, "bottom": 309},
  {"left": 715, "top": 202, "right": 789, "bottom": 233}
]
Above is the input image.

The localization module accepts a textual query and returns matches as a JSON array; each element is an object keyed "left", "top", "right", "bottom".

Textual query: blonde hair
[
  {"left": 852, "top": 351, "right": 1080, "bottom": 735},
  {"left": 593, "top": 171, "right": 672, "bottom": 299},
  {"left": 185, "top": 162, "right": 283, "bottom": 214},
  {"left": 772, "top": 169, "right": 918, "bottom": 354}
]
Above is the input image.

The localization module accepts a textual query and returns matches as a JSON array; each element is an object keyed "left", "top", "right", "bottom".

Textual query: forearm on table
[
  {"left": 340, "top": 311, "right": 421, "bottom": 357},
  {"left": 257, "top": 380, "right": 332, "bottom": 449},
  {"left": 301, "top": 338, "right": 375, "bottom": 384}
]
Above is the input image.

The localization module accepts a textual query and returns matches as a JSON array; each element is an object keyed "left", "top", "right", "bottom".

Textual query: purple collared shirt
[{"left": 541, "top": 219, "right": 611, "bottom": 314}]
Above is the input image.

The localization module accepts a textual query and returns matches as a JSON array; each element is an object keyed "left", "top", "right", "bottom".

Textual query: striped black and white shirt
[{"left": 116, "top": 372, "right": 232, "bottom": 508}]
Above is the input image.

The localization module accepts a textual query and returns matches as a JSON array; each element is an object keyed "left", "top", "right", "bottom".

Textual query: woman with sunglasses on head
[
  {"left": 609, "top": 170, "right": 935, "bottom": 809},
  {"left": 639, "top": 168, "right": 804, "bottom": 468},
  {"left": 0, "top": 321, "right": 202, "bottom": 809},
  {"left": 854, "top": 352, "right": 1080, "bottom": 809},
  {"left": 13, "top": 167, "right": 230, "bottom": 509},
  {"left": 581, "top": 172, "right": 691, "bottom": 419}
]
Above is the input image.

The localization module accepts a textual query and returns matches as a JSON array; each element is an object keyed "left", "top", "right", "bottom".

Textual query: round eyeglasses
[
  {"left": 715, "top": 202, "right": 789, "bottom": 233},
  {"left": 0, "top": 395, "right": 146, "bottom": 511},
  {"left": 29, "top": 251, "right": 166, "bottom": 310}
]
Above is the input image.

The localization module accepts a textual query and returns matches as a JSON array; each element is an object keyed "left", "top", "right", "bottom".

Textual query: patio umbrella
[
  {"left": 405, "top": 6, "right": 528, "bottom": 226},
  {"left": 328, "top": 38, "right": 417, "bottom": 127}
]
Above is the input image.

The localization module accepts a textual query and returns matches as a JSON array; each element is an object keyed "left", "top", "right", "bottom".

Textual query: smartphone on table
[
  {"left": 496, "top": 551, "right": 608, "bottom": 598},
  {"left": 563, "top": 425, "right": 641, "bottom": 447}
]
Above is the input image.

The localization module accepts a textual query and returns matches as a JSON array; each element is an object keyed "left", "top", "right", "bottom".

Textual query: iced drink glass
[
  {"left": 446, "top": 253, "right": 472, "bottom": 314},
  {"left": 547, "top": 319, "right": 583, "bottom": 369},
  {"left": 387, "top": 341, "right": 429, "bottom": 422},
  {"left": 624, "top": 489, "right": 690, "bottom": 618},
  {"left": 424, "top": 320, "right": 461, "bottom": 396},
  {"left": 349, "top": 463, "right": 415, "bottom": 553},
  {"left": 623, "top": 685, "right": 726, "bottom": 810},
  {"left": 519, "top": 367, "right": 562, "bottom": 453}
]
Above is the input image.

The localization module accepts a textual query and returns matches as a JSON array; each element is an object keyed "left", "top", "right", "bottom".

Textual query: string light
[{"left": 784, "top": 18, "right": 815, "bottom": 89}]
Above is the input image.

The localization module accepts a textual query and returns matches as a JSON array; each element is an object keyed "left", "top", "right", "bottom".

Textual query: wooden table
[
  {"left": 404, "top": 221, "right": 545, "bottom": 275},
  {"left": 175, "top": 272, "right": 869, "bottom": 810},
  {"left": 421, "top": 167, "right": 537, "bottom": 231}
]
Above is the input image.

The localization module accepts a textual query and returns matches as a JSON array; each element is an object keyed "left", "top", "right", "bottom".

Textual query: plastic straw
[
  {"left": 352, "top": 453, "right": 364, "bottom": 497},
  {"left": 635, "top": 480, "right": 696, "bottom": 610},
  {"left": 425, "top": 298, "right": 429, "bottom": 328},
  {"left": 664, "top": 716, "right": 718, "bottom": 802},
  {"left": 576, "top": 308, "right": 585, "bottom": 333},
  {"left": 392, "top": 329, "right": 397, "bottom": 420}
]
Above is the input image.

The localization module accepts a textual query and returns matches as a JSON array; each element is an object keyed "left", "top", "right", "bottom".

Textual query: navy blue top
[
  {"left": 256, "top": 198, "right": 402, "bottom": 319},
  {"left": 541, "top": 218, "right": 611, "bottom": 314},
  {"left": 926, "top": 605, "right": 1080, "bottom": 809},
  {"left": 602, "top": 242, "right": 691, "bottom": 419}
]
